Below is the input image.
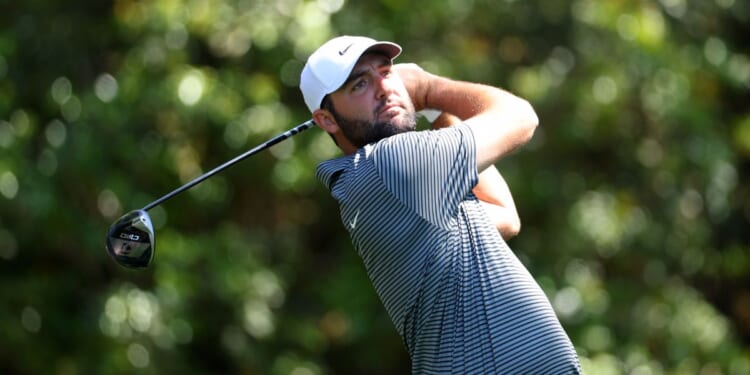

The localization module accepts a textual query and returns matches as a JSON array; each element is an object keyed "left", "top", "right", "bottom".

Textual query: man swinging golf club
[{"left": 301, "top": 35, "right": 582, "bottom": 374}]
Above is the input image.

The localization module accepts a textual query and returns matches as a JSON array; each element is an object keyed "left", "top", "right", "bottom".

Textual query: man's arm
[
  {"left": 396, "top": 63, "right": 538, "bottom": 172},
  {"left": 402, "top": 64, "right": 534, "bottom": 238},
  {"left": 424, "top": 111, "right": 521, "bottom": 239},
  {"left": 476, "top": 166, "right": 521, "bottom": 239}
]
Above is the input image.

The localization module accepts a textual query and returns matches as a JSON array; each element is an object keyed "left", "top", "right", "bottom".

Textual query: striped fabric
[{"left": 317, "top": 124, "right": 582, "bottom": 374}]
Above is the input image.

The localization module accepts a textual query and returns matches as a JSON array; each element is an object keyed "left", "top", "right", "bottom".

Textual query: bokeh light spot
[
  {"left": 127, "top": 289, "right": 158, "bottom": 333},
  {"left": 554, "top": 287, "right": 582, "bottom": 318},
  {"left": 45, "top": 119, "right": 67, "bottom": 148},
  {"left": 178, "top": 71, "right": 205, "bottom": 106},
  {"left": 0, "top": 171, "right": 19, "bottom": 199},
  {"left": 0, "top": 121, "right": 14, "bottom": 148},
  {"left": 0, "top": 229, "right": 18, "bottom": 260},
  {"left": 10, "top": 110, "right": 31, "bottom": 138},
  {"left": 728, "top": 54, "right": 750, "bottom": 87},
  {"left": 716, "top": 0, "right": 735, "bottom": 9},
  {"left": 171, "top": 319, "right": 193, "bottom": 344},
  {"left": 582, "top": 325, "right": 613, "bottom": 351},
  {"left": 592, "top": 76, "right": 618, "bottom": 104},
  {"left": 280, "top": 59, "right": 304, "bottom": 87},
  {"left": 221, "top": 326, "right": 247, "bottom": 354},
  {"left": 319, "top": 310, "right": 350, "bottom": 342},
  {"left": 37, "top": 148, "right": 58, "bottom": 176},
  {"left": 61, "top": 96, "right": 82, "bottom": 122},
  {"left": 660, "top": 0, "right": 687, "bottom": 18},
  {"left": 705, "top": 37, "right": 727, "bottom": 66},
  {"left": 105, "top": 295, "right": 128, "bottom": 324},
  {"left": 94, "top": 74, "right": 119, "bottom": 102},
  {"left": 318, "top": 0, "right": 345, "bottom": 13},
  {"left": 97, "top": 189, "right": 122, "bottom": 218},
  {"left": 51, "top": 77, "right": 72, "bottom": 105},
  {"left": 243, "top": 300, "right": 274, "bottom": 338},
  {"left": 272, "top": 158, "right": 304, "bottom": 191},
  {"left": 617, "top": 14, "right": 639, "bottom": 41},
  {"left": 679, "top": 189, "right": 704, "bottom": 219},
  {"left": 637, "top": 138, "right": 664, "bottom": 167},
  {"left": 309, "top": 131, "right": 338, "bottom": 162},
  {"left": 21, "top": 306, "right": 42, "bottom": 333},
  {"left": 127, "top": 343, "right": 150, "bottom": 368},
  {"left": 269, "top": 136, "right": 295, "bottom": 160},
  {"left": 499, "top": 36, "right": 527, "bottom": 64},
  {"left": 251, "top": 270, "right": 286, "bottom": 307},
  {"left": 165, "top": 24, "right": 188, "bottom": 50}
]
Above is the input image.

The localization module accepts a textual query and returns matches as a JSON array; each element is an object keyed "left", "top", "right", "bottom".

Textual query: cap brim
[{"left": 364, "top": 42, "right": 402, "bottom": 60}]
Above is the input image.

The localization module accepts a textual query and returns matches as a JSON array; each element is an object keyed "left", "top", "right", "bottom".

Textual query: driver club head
[{"left": 106, "top": 209, "right": 155, "bottom": 269}]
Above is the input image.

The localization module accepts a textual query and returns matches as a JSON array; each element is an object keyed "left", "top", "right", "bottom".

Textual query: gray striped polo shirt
[{"left": 317, "top": 123, "right": 582, "bottom": 374}]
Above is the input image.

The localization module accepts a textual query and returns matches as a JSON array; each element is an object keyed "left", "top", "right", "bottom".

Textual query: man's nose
[{"left": 373, "top": 72, "right": 392, "bottom": 100}]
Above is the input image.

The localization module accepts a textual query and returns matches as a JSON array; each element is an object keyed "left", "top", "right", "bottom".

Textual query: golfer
[{"left": 300, "top": 35, "right": 582, "bottom": 374}]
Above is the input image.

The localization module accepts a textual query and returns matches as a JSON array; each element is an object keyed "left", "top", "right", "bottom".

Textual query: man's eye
[{"left": 352, "top": 79, "right": 366, "bottom": 91}]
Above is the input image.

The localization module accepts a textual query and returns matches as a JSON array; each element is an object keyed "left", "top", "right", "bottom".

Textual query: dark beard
[{"left": 328, "top": 102, "right": 417, "bottom": 149}]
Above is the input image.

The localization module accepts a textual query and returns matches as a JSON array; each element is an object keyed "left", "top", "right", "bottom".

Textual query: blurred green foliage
[{"left": 1, "top": 0, "right": 749, "bottom": 374}]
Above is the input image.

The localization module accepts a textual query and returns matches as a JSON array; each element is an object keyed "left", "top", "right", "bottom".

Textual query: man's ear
[{"left": 312, "top": 109, "right": 339, "bottom": 134}]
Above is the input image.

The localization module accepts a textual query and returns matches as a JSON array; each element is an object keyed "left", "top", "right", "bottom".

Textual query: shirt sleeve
[{"left": 371, "top": 123, "right": 479, "bottom": 229}]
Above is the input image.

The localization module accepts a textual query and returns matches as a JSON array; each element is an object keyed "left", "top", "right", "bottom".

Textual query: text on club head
[{"left": 119, "top": 233, "right": 141, "bottom": 241}]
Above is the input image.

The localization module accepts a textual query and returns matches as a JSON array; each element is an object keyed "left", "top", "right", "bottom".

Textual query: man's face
[{"left": 326, "top": 52, "right": 416, "bottom": 148}]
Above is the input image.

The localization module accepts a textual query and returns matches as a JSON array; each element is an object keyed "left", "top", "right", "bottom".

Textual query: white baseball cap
[{"left": 300, "top": 36, "right": 402, "bottom": 113}]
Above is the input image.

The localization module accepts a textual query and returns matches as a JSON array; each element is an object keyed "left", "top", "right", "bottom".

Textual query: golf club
[{"left": 105, "top": 119, "right": 315, "bottom": 269}]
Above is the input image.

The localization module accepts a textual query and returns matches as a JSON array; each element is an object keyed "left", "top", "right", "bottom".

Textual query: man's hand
[{"left": 393, "top": 63, "right": 431, "bottom": 111}]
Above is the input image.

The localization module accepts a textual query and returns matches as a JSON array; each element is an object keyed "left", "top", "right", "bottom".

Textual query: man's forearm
[
  {"left": 404, "top": 67, "right": 503, "bottom": 121},
  {"left": 475, "top": 165, "right": 521, "bottom": 239},
  {"left": 397, "top": 63, "right": 538, "bottom": 171}
]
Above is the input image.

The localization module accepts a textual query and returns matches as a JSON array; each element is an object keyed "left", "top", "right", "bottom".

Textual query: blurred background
[{"left": 1, "top": 0, "right": 749, "bottom": 374}]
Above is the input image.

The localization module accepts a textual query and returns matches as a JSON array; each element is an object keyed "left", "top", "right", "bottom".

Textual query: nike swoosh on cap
[{"left": 338, "top": 43, "right": 354, "bottom": 56}]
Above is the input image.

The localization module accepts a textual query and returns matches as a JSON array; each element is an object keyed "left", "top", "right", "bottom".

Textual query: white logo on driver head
[{"left": 120, "top": 233, "right": 140, "bottom": 241}]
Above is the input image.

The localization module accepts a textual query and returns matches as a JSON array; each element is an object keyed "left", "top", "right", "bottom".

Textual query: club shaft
[{"left": 142, "top": 119, "right": 315, "bottom": 212}]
